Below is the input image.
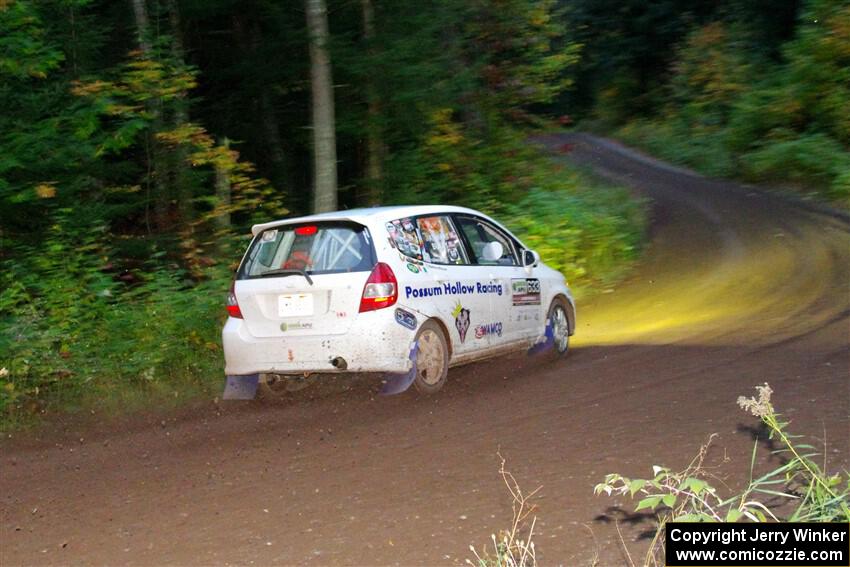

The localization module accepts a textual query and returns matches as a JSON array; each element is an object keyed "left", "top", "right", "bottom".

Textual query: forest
[{"left": 1, "top": 0, "right": 847, "bottom": 425}]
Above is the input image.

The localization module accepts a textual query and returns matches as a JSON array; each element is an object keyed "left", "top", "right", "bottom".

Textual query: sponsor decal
[
  {"left": 475, "top": 322, "right": 503, "bottom": 339},
  {"left": 511, "top": 278, "right": 541, "bottom": 306},
  {"left": 280, "top": 321, "right": 313, "bottom": 332},
  {"left": 394, "top": 308, "right": 418, "bottom": 330},
  {"left": 404, "top": 281, "right": 503, "bottom": 299},
  {"left": 451, "top": 301, "right": 471, "bottom": 343},
  {"left": 406, "top": 263, "right": 420, "bottom": 274}
]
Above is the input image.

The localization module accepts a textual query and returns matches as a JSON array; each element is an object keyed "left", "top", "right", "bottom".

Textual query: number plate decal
[{"left": 278, "top": 293, "right": 314, "bottom": 317}]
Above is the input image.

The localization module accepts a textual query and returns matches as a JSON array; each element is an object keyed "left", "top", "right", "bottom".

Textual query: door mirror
[
  {"left": 522, "top": 249, "right": 539, "bottom": 267},
  {"left": 481, "top": 241, "right": 504, "bottom": 262}
]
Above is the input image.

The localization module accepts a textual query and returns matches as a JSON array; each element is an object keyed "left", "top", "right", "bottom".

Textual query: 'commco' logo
[{"left": 475, "top": 322, "right": 503, "bottom": 339}]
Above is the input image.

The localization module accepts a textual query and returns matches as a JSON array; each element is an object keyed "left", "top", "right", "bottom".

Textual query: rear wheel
[
  {"left": 548, "top": 298, "right": 571, "bottom": 358},
  {"left": 412, "top": 320, "right": 449, "bottom": 394}
]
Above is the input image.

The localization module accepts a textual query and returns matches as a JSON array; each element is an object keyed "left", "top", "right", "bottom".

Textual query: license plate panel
[{"left": 278, "top": 293, "right": 314, "bottom": 317}]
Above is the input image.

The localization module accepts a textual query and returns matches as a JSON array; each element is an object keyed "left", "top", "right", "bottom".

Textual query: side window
[
  {"left": 386, "top": 215, "right": 468, "bottom": 265},
  {"left": 385, "top": 218, "right": 425, "bottom": 261},
  {"left": 455, "top": 216, "right": 518, "bottom": 266}
]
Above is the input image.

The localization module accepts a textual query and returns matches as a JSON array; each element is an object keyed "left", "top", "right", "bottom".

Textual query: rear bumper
[{"left": 222, "top": 309, "right": 416, "bottom": 375}]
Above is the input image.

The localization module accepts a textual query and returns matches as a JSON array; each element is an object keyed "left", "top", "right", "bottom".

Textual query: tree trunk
[
  {"left": 232, "top": 15, "right": 290, "bottom": 198},
  {"left": 130, "top": 0, "right": 169, "bottom": 231},
  {"left": 361, "top": 0, "right": 384, "bottom": 206},
  {"left": 305, "top": 0, "right": 338, "bottom": 213},
  {"left": 165, "top": 0, "right": 193, "bottom": 226},
  {"left": 130, "top": 0, "right": 152, "bottom": 54},
  {"left": 215, "top": 138, "right": 232, "bottom": 231}
]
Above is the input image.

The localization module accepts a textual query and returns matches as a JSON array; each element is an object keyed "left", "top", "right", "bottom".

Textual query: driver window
[{"left": 455, "top": 216, "right": 518, "bottom": 266}]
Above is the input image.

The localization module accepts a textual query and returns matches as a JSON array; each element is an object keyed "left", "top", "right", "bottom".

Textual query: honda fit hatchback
[{"left": 223, "top": 205, "right": 575, "bottom": 394}]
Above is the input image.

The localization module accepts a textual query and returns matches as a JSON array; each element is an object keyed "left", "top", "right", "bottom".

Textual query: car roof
[{"left": 251, "top": 205, "right": 487, "bottom": 236}]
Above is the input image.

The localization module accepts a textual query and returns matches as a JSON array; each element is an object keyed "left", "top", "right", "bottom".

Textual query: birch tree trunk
[
  {"left": 305, "top": 0, "right": 338, "bottom": 213},
  {"left": 361, "top": 0, "right": 384, "bottom": 206}
]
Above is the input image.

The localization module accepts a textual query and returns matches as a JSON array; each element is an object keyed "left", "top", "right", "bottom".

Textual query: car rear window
[{"left": 239, "top": 222, "right": 376, "bottom": 278}]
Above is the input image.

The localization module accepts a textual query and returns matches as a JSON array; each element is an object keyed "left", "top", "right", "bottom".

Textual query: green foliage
[
  {"left": 670, "top": 23, "right": 750, "bottom": 122},
  {"left": 741, "top": 134, "right": 850, "bottom": 203},
  {"left": 0, "top": 216, "right": 229, "bottom": 426},
  {"left": 617, "top": 119, "right": 736, "bottom": 178},
  {"left": 383, "top": 111, "right": 646, "bottom": 293},
  {"left": 608, "top": 3, "right": 850, "bottom": 207},
  {"left": 595, "top": 384, "right": 850, "bottom": 564},
  {"left": 782, "top": 0, "right": 850, "bottom": 146},
  {"left": 506, "top": 185, "right": 645, "bottom": 292},
  {"left": 0, "top": 0, "right": 646, "bottom": 427},
  {"left": 0, "top": 0, "right": 64, "bottom": 79}
]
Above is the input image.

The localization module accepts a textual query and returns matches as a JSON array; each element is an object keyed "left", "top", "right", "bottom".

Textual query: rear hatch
[{"left": 234, "top": 221, "right": 376, "bottom": 338}]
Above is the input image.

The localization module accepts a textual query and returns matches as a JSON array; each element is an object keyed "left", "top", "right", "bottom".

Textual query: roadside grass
[
  {"left": 470, "top": 384, "right": 849, "bottom": 566},
  {"left": 0, "top": 223, "right": 230, "bottom": 431},
  {"left": 594, "top": 383, "right": 850, "bottom": 566},
  {"left": 612, "top": 120, "right": 850, "bottom": 210},
  {"left": 467, "top": 454, "right": 543, "bottom": 567},
  {"left": 505, "top": 167, "right": 647, "bottom": 299}
]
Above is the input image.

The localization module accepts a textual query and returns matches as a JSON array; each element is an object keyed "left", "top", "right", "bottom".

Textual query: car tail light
[
  {"left": 226, "top": 280, "right": 243, "bottom": 318},
  {"left": 359, "top": 262, "right": 398, "bottom": 312},
  {"left": 295, "top": 225, "right": 318, "bottom": 236}
]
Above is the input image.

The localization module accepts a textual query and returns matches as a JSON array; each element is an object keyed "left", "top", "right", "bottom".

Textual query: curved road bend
[{"left": 2, "top": 133, "right": 848, "bottom": 566}]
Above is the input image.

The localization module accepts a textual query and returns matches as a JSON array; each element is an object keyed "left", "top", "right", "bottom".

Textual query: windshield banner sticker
[
  {"left": 418, "top": 216, "right": 464, "bottom": 265},
  {"left": 404, "top": 281, "right": 503, "bottom": 299},
  {"left": 511, "top": 278, "right": 541, "bottom": 306}
]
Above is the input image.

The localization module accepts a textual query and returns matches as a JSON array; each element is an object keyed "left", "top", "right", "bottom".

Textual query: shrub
[
  {"left": 741, "top": 134, "right": 850, "bottom": 202},
  {"left": 594, "top": 383, "right": 850, "bottom": 566},
  {"left": 617, "top": 119, "right": 736, "bottom": 178},
  {"left": 506, "top": 185, "right": 645, "bottom": 293},
  {"left": 468, "top": 455, "right": 540, "bottom": 567},
  {"left": 0, "top": 216, "right": 228, "bottom": 428},
  {"left": 387, "top": 111, "right": 647, "bottom": 293}
]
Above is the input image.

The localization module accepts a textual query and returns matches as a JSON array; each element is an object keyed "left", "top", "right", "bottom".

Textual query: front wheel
[
  {"left": 412, "top": 320, "right": 449, "bottom": 394},
  {"left": 548, "top": 298, "right": 571, "bottom": 358}
]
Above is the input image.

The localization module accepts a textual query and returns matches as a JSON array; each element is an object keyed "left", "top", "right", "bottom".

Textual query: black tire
[
  {"left": 412, "top": 320, "right": 450, "bottom": 394},
  {"left": 547, "top": 298, "right": 571, "bottom": 358}
]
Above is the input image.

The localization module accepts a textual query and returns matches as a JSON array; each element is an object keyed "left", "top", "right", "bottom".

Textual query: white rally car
[{"left": 223, "top": 205, "right": 575, "bottom": 395}]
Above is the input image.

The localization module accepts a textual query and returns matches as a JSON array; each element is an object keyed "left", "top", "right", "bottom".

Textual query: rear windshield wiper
[{"left": 257, "top": 268, "right": 314, "bottom": 285}]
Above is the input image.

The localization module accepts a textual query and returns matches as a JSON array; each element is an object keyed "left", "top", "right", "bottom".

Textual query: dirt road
[{"left": 2, "top": 133, "right": 848, "bottom": 566}]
